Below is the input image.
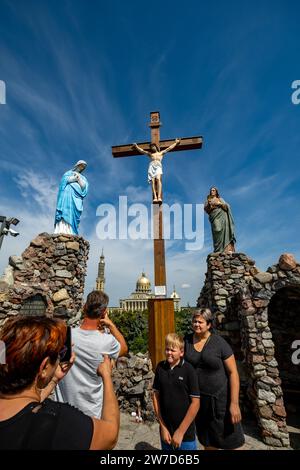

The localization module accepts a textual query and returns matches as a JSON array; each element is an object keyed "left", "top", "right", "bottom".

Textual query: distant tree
[
  {"left": 109, "top": 309, "right": 148, "bottom": 354},
  {"left": 110, "top": 307, "right": 194, "bottom": 354},
  {"left": 175, "top": 308, "right": 193, "bottom": 338}
]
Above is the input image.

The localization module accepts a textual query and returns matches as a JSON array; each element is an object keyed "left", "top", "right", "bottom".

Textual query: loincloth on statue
[{"left": 148, "top": 160, "right": 163, "bottom": 183}]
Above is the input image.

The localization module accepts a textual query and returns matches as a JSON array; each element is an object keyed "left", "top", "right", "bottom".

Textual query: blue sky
[{"left": 0, "top": 0, "right": 300, "bottom": 306}]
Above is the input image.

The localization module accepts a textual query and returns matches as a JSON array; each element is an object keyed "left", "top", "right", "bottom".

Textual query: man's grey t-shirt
[{"left": 56, "top": 328, "right": 120, "bottom": 419}]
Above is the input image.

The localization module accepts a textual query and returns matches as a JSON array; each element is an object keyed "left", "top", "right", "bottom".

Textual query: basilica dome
[{"left": 136, "top": 272, "right": 152, "bottom": 293}]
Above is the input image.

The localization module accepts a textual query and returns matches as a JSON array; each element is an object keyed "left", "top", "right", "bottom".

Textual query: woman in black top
[
  {"left": 184, "top": 308, "right": 245, "bottom": 450},
  {"left": 0, "top": 315, "right": 119, "bottom": 450}
]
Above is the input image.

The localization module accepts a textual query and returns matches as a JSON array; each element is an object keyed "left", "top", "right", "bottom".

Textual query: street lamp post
[
  {"left": 0, "top": 216, "right": 20, "bottom": 251},
  {"left": 0, "top": 216, "right": 7, "bottom": 251}
]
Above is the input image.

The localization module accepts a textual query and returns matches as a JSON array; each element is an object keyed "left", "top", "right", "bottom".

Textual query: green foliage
[
  {"left": 109, "top": 309, "right": 148, "bottom": 354},
  {"left": 110, "top": 307, "right": 194, "bottom": 354},
  {"left": 175, "top": 308, "right": 193, "bottom": 338}
]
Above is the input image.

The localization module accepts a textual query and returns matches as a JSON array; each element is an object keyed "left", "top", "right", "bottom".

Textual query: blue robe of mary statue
[{"left": 54, "top": 169, "right": 89, "bottom": 235}]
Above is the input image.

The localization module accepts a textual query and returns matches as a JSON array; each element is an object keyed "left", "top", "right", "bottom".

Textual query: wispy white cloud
[
  {"left": 0, "top": 199, "right": 54, "bottom": 273},
  {"left": 229, "top": 174, "right": 277, "bottom": 197},
  {"left": 123, "top": 185, "right": 150, "bottom": 204},
  {"left": 14, "top": 170, "right": 57, "bottom": 214},
  {"left": 85, "top": 231, "right": 206, "bottom": 307},
  {"left": 0, "top": 13, "right": 134, "bottom": 199}
]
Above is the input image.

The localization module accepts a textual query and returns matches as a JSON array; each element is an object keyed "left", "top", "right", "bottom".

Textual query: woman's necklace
[
  {"left": 194, "top": 332, "right": 211, "bottom": 350},
  {"left": 194, "top": 332, "right": 211, "bottom": 342}
]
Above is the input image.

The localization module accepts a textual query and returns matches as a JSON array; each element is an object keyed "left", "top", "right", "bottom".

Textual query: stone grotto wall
[
  {"left": 0, "top": 232, "right": 89, "bottom": 326},
  {"left": 197, "top": 252, "right": 300, "bottom": 448},
  {"left": 112, "top": 352, "right": 155, "bottom": 421}
]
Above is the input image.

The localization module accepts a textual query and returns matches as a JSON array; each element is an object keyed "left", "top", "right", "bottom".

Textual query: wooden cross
[{"left": 112, "top": 111, "right": 203, "bottom": 366}]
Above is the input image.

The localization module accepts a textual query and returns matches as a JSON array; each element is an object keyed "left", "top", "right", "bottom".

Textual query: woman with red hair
[{"left": 0, "top": 315, "right": 119, "bottom": 450}]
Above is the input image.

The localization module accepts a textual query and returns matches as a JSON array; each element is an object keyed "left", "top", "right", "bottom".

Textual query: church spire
[{"left": 96, "top": 248, "right": 105, "bottom": 292}]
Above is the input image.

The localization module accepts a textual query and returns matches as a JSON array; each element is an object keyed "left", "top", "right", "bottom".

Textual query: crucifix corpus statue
[
  {"left": 112, "top": 111, "right": 203, "bottom": 367},
  {"left": 132, "top": 139, "right": 180, "bottom": 202}
]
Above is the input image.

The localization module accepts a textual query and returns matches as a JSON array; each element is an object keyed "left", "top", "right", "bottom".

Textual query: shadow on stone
[
  {"left": 289, "top": 432, "right": 300, "bottom": 450},
  {"left": 135, "top": 441, "right": 159, "bottom": 450},
  {"left": 242, "top": 416, "right": 263, "bottom": 440}
]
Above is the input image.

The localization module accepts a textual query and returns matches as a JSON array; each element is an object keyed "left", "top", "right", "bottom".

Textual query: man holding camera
[{"left": 55, "top": 290, "right": 128, "bottom": 418}]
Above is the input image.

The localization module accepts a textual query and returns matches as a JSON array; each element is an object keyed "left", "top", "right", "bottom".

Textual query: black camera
[{"left": 59, "top": 326, "right": 72, "bottom": 362}]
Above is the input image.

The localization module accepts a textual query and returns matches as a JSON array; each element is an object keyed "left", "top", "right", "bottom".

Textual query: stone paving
[{"left": 115, "top": 413, "right": 299, "bottom": 450}]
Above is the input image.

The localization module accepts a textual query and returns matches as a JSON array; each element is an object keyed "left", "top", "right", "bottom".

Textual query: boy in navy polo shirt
[{"left": 152, "top": 333, "right": 200, "bottom": 450}]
